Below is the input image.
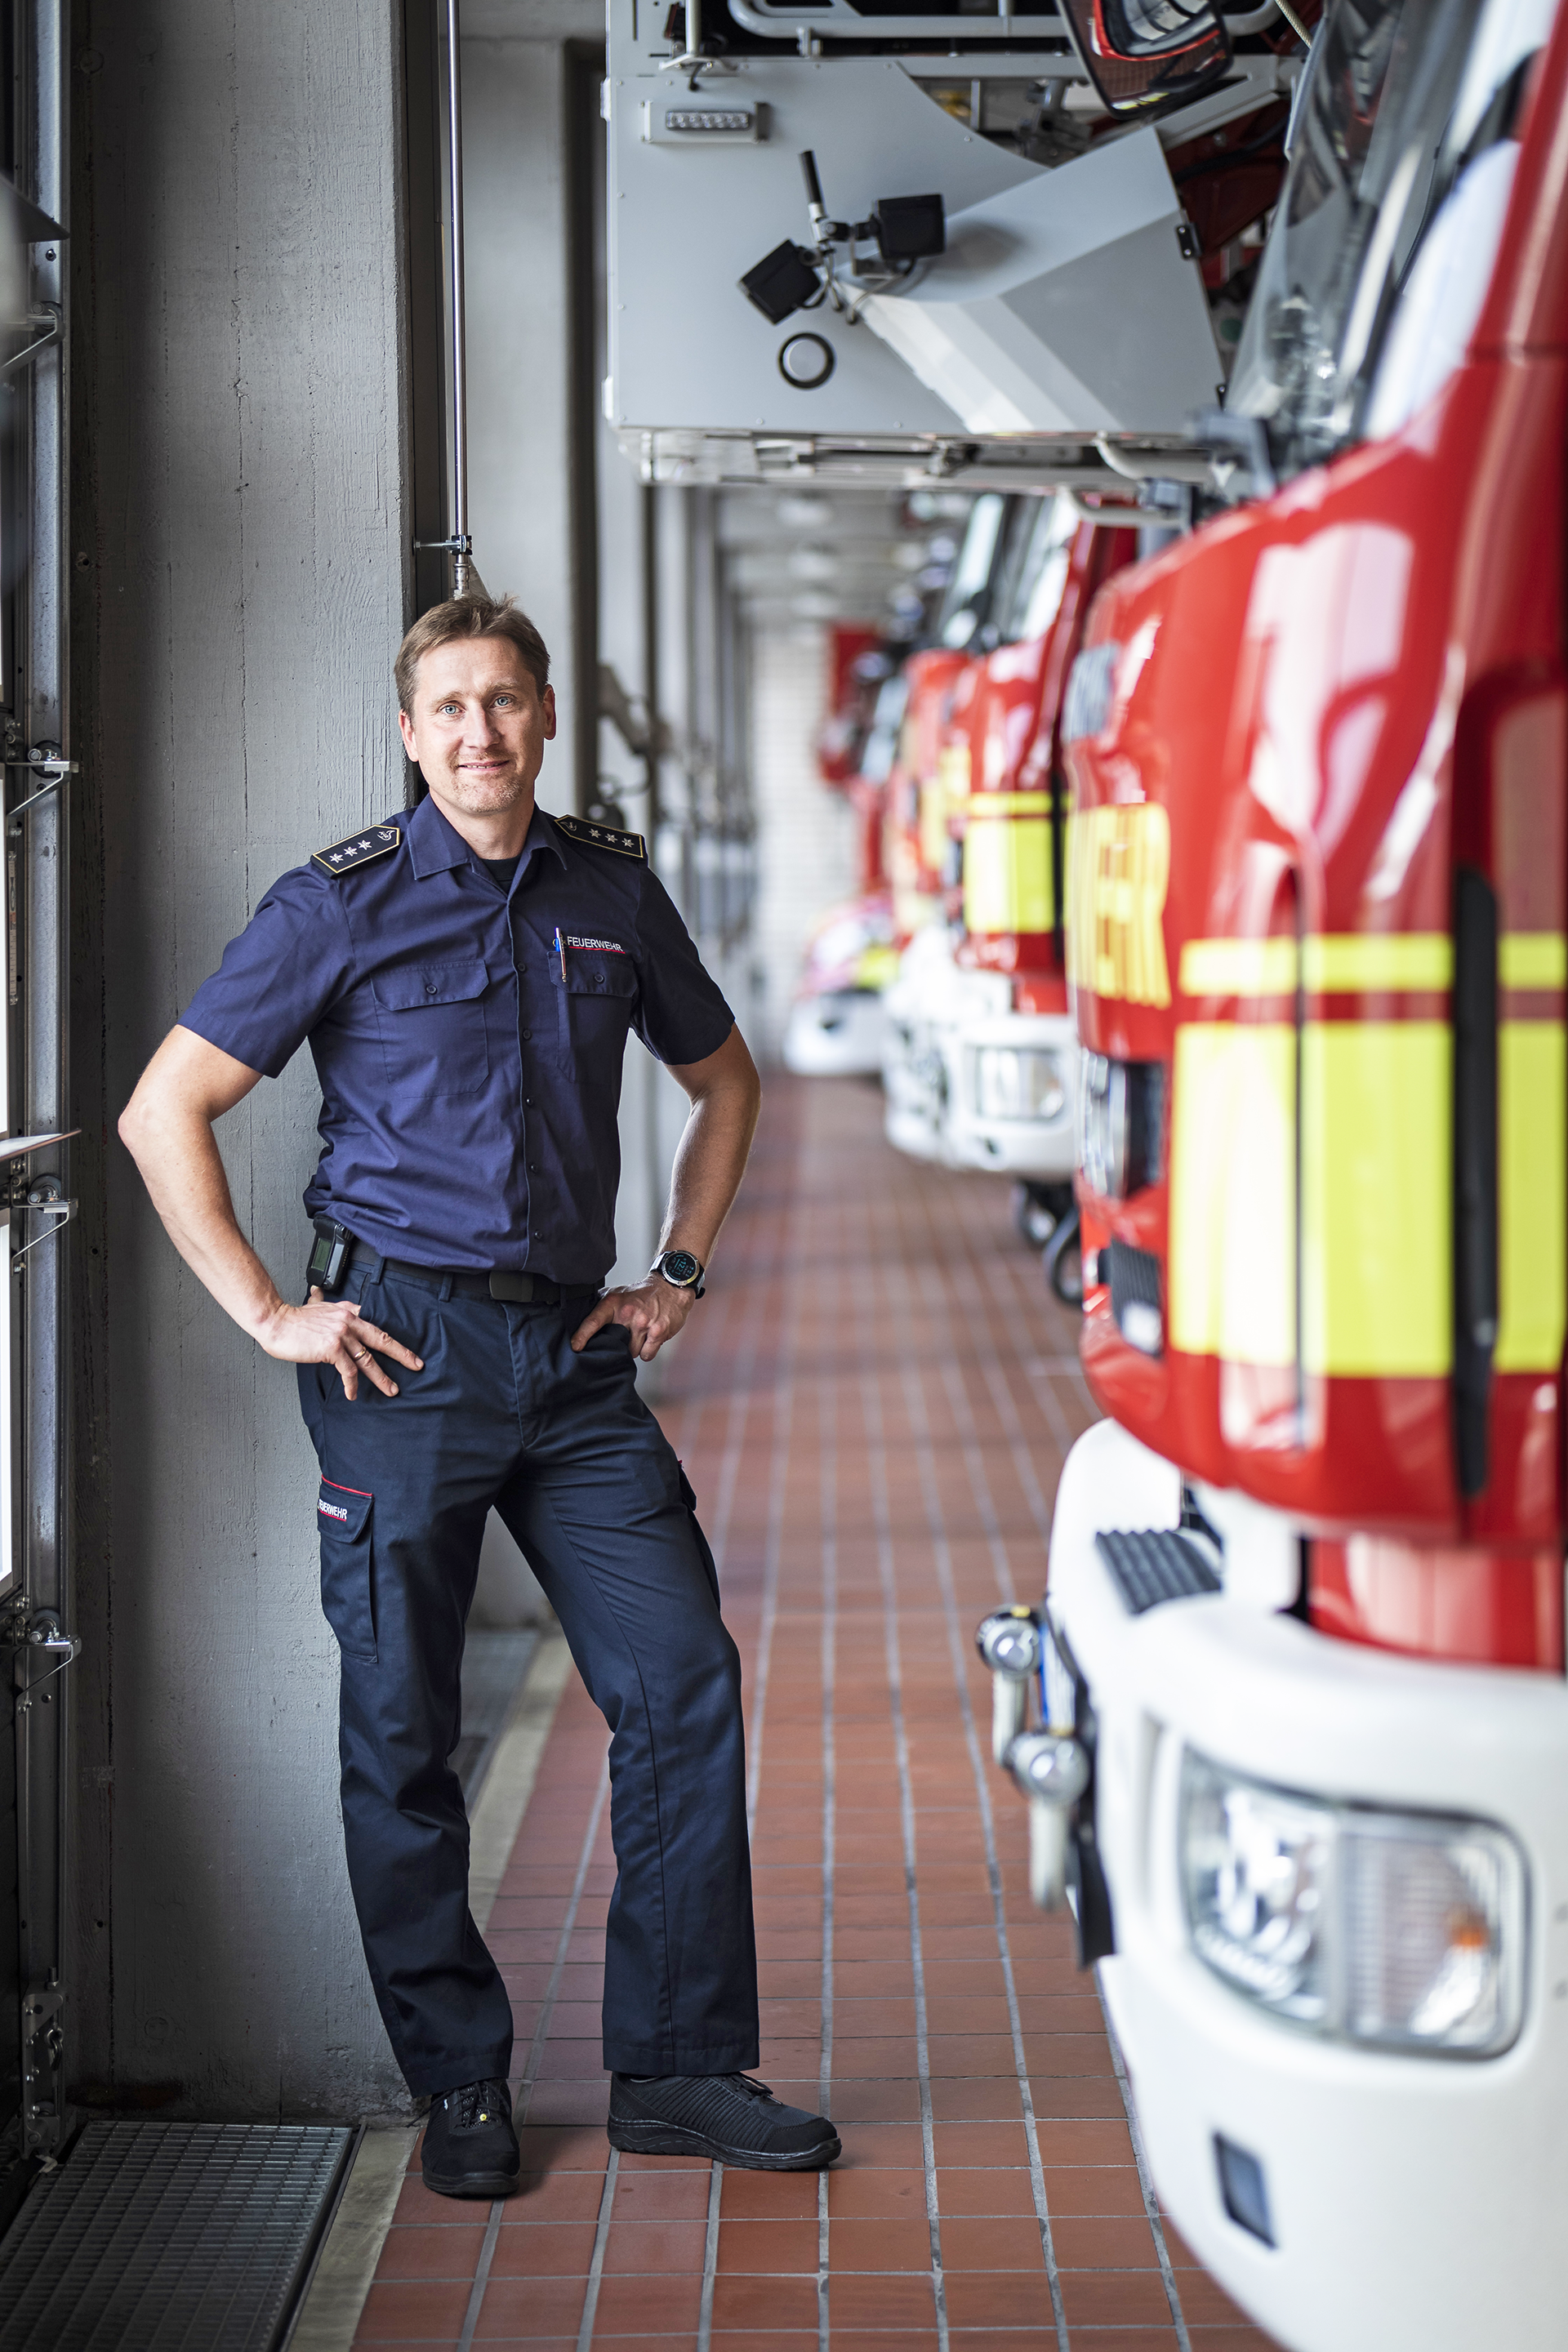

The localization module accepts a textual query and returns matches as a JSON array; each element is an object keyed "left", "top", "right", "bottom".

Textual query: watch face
[{"left": 661, "top": 1251, "right": 700, "bottom": 1286}]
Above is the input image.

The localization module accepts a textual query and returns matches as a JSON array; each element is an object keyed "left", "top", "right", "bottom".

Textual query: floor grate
[{"left": 0, "top": 2120, "right": 354, "bottom": 2352}]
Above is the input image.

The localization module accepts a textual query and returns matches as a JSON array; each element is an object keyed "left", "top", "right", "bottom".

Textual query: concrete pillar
[{"left": 70, "top": 0, "right": 415, "bottom": 2119}]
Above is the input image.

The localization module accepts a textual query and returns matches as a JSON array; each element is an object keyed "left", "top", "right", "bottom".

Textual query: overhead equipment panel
[{"left": 604, "top": 0, "right": 1300, "bottom": 484}]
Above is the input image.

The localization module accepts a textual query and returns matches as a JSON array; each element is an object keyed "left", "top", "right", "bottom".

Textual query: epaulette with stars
[
  {"left": 552, "top": 811, "right": 647, "bottom": 862},
  {"left": 312, "top": 823, "right": 403, "bottom": 877}
]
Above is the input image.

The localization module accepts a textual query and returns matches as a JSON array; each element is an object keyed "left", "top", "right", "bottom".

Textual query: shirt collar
[{"left": 406, "top": 791, "right": 568, "bottom": 880}]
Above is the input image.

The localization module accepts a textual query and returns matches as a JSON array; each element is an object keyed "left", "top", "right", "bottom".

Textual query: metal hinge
[
  {"left": 2, "top": 1592, "right": 80, "bottom": 1671},
  {"left": 6, "top": 742, "right": 78, "bottom": 832},
  {"left": 10, "top": 1171, "right": 74, "bottom": 1270},
  {"left": 2, "top": 302, "right": 61, "bottom": 379}
]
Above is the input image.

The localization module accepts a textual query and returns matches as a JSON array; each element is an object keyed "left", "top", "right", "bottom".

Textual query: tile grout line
[
  {"left": 856, "top": 1252, "right": 949, "bottom": 2352},
  {"left": 746, "top": 1196, "right": 806, "bottom": 1838},
  {"left": 515, "top": 1757, "right": 612, "bottom": 2120},
  {"left": 451, "top": 1730, "right": 610, "bottom": 2352},
  {"left": 573, "top": 2146, "right": 621, "bottom": 2352},
  {"left": 904, "top": 1187, "right": 1022, "bottom": 1607},
  {"left": 1100, "top": 1994, "right": 1196, "bottom": 2352},
  {"left": 453, "top": 2198, "right": 505, "bottom": 2352},
  {"left": 666, "top": 1261, "right": 737, "bottom": 1464},
  {"left": 927, "top": 1176, "right": 1073, "bottom": 1555},
  {"left": 698, "top": 1097, "right": 804, "bottom": 2350},
  {"left": 891, "top": 1315, "right": 1072, "bottom": 2352},
  {"left": 706, "top": 1140, "right": 788, "bottom": 1579},
  {"left": 817, "top": 1341, "right": 838, "bottom": 2352},
  {"left": 975, "top": 1179, "right": 1098, "bottom": 1418},
  {"left": 696, "top": 2156, "right": 724, "bottom": 2351},
  {"left": 937, "top": 1348, "right": 1018, "bottom": 1604},
  {"left": 904, "top": 1174, "right": 1191, "bottom": 2350},
  {"left": 955, "top": 1175, "right": 1094, "bottom": 1443}
]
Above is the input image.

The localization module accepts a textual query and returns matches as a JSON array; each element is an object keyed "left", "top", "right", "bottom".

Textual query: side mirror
[{"left": 1058, "top": 0, "right": 1232, "bottom": 118}]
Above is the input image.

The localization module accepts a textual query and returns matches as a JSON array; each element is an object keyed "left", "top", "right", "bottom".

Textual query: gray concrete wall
[{"left": 71, "top": 0, "right": 415, "bottom": 2120}]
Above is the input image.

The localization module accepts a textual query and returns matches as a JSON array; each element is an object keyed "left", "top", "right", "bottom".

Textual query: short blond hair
[{"left": 394, "top": 593, "right": 550, "bottom": 715}]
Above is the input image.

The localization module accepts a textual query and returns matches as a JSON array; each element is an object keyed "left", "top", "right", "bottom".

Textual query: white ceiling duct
[{"left": 857, "top": 130, "right": 1222, "bottom": 437}]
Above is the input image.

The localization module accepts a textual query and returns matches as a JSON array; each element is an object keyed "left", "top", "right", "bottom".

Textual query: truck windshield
[
  {"left": 937, "top": 495, "right": 1009, "bottom": 648},
  {"left": 1228, "top": 0, "right": 1483, "bottom": 472}
]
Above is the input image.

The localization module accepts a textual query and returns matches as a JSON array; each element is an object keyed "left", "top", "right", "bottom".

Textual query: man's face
[{"left": 398, "top": 637, "right": 556, "bottom": 820}]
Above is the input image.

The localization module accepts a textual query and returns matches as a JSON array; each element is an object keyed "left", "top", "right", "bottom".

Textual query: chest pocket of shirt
[
  {"left": 551, "top": 956, "right": 639, "bottom": 1058},
  {"left": 372, "top": 959, "right": 491, "bottom": 1098}
]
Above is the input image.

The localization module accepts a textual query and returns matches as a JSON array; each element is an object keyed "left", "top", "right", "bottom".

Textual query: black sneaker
[
  {"left": 608, "top": 2072, "right": 840, "bottom": 2170},
  {"left": 421, "top": 2077, "right": 521, "bottom": 2198}
]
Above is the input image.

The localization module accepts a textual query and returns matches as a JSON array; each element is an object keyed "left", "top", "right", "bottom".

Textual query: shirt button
[{"left": 522, "top": 1030, "right": 532, "bottom": 1040}]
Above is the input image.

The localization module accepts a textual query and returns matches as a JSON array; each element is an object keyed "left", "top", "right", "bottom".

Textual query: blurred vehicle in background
[
  {"left": 815, "top": 627, "right": 891, "bottom": 789},
  {"left": 781, "top": 890, "right": 901, "bottom": 1075},
  {"left": 881, "top": 493, "right": 1137, "bottom": 1312},
  {"left": 785, "top": 626, "right": 911, "bottom": 1076},
  {"left": 882, "top": 492, "right": 1018, "bottom": 1156},
  {"left": 942, "top": 506, "right": 1138, "bottom": 1283}
]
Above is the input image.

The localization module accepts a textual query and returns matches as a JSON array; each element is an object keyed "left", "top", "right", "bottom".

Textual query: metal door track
[{"left": 0, "top": 2120, "right": 355, "bottom": 2351}]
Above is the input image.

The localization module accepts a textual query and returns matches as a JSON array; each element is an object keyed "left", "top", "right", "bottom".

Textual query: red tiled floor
[{"left": 352, "top": 1077, "right": 1286, "bottom": 2350}]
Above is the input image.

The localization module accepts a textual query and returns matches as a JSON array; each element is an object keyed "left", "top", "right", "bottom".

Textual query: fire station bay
[{"left": 4, "top": 1, "right": 1568, "bottom": 2347}]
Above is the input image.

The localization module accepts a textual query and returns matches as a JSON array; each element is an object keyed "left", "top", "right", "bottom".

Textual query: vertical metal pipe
[
  {"left": 641, "top": 483, "right": 662, "bottom": 837},
  {"left": 445, "top": 0, "right": 470, "bottom": 595}
]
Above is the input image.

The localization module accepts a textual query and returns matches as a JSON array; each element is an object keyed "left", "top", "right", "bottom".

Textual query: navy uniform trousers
[{"left": 296, "top": 1254, "right": 760, "bottom": 2097}]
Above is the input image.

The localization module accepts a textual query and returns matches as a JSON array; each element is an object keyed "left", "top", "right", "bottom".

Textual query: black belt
[{"left": 343, "top": 1236, "right": 570, "bottom": 1307}]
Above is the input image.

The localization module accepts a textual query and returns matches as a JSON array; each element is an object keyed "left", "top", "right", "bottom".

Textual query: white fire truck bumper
[
  {"left": 1047, "top": 1419, "right": 1568, "bottom": 2352},
  {"left": 945, "top": 1008, "right": 1077, "bottom": 1178}
]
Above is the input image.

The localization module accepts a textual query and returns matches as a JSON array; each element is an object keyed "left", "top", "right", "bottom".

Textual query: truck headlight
[
  {"left": 973, "top": 1045, "right": 1066, "bottom": 1124},
  {"left": 1179, "top": 1751, "right": 1527, "bottom": 2056}
]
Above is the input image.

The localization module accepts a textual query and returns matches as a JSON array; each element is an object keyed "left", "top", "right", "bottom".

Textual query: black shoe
[
  {"left": 608, "top": 2072, "right": 840, "bottom": 2170},
  {"left": 421, "top": 2077, "right": 521, "bottom": 2198}
]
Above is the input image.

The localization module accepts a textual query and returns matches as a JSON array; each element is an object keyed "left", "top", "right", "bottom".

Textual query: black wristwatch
[{"left": 651, "top": 1249, "right": 706, "bottom": 1298}]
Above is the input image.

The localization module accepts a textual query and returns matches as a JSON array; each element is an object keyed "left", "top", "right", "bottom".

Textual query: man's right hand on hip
[{"left": 261, "top": 1289, "right": 423, "bottom": 1401}]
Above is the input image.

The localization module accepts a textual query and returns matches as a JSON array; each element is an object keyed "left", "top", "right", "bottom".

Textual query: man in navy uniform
[{"left": 118, "top": 595, "right": 840, "bottom": 2195}]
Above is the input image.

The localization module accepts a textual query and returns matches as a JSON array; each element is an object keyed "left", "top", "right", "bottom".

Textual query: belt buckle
[{"left": 488, "top": 1271, "right": 532, "bottom": 1303}]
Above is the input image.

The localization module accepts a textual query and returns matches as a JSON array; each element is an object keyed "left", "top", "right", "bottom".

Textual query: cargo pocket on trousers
[{"left": 317, "top": 1478, "right": 378, "bottom": 1662}]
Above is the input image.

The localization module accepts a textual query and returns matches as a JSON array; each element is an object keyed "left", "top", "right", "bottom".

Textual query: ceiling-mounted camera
[
  {"left": 739, "top": 151, "right": 945, "bottom": 327},
  {"left": 741, "top": 241, "right": 823, "bottom": 327}
]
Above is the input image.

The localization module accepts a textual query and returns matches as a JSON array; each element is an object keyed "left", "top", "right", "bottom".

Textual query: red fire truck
[
  {"left": 943, "top": 512, "right": 1136, "bottom": 1263},
  {"left": 885, "top": 497, "right": 1136, "bottom": 1212},
  {"left": 983, "top": 0, "right": 1568, "bottom": 2345}
]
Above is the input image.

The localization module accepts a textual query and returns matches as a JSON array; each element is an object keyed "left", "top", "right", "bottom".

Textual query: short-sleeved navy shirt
[{"left": 179, "top": 795, "right": 735, "bottom": 1285}]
